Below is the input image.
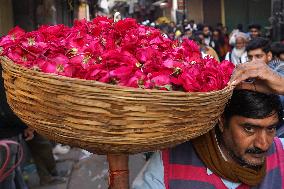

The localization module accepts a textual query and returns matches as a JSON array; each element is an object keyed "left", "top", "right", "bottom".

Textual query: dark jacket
[{"left": 0, "top": 65, "right": 27, "bottom": 139}]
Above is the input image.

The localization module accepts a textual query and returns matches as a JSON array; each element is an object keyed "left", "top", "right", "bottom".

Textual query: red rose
[{"left": 1, "top": 16, "right": 235, "bottom": 93}]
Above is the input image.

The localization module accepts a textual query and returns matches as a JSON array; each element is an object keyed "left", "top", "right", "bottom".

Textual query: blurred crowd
[
  {"left": 156, "top": 18, "right": 284, "bottom": 112},
  {"left": 144, "top": 19, "right": 284, "bottom": 66}
]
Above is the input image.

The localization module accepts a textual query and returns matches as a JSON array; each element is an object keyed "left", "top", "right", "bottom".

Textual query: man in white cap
[{"left": 225, "top": 32, "right": 249, "bottom": 65}]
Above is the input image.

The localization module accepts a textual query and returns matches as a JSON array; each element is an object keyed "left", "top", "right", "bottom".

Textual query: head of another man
[
  {"left": 246, "top": 37, "right": 272, "bottom": 64},
  {"left": 248, "top": 24, "right": 261, "bottom": 39},
  {"left": 271, "top": 42, "right": 284, "bottom": 61}
]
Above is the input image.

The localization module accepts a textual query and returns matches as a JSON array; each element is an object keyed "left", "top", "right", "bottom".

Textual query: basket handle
[{"left": 0, "top": 140, "right": 24, "bottom": 182}]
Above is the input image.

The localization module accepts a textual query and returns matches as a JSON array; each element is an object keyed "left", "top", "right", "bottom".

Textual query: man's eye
[{"left": 244, "top": 126, "right": 254, "bottom": 133}]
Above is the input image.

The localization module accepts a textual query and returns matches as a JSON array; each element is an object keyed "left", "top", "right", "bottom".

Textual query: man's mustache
[{"left": 245, "top": 147, "right": 268, "bottom": 154}]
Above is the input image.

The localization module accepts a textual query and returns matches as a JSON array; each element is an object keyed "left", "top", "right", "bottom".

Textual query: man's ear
[
  {"left": 267, "top": 51, "right": 273, "bottom": 62},
  {"left": 218, "top": 115, "right": 225, "bottom": 133}
]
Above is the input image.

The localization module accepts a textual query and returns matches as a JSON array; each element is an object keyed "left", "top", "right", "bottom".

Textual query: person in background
[
  {"left": 202, "top": 25, "right": 215, "bottom": 48},
  {"left": 246, "top": 37, "right": 283, "bottom": 84},
  {"left": 181, "top": 29, "right": 193, "bottom": 40},
  {"left": 168, "top": 21, "right": 177, "bottom": 34},
  {"left": 185, "top": 19, "right": 197, "bottom": 31},
  {"left": 0, "top": 65, "right": 34, "bottom": 189},
  {"left": 212, "top": 28, "right": 226, "bottom": 60},
  {"left": 26, "top": 134, "right": 68, "bottom": 186},
  {"left": 222, "top": 26, "right": 229, "bottom": 36},
  {"left": 246, "top": 37, "right": 271, "bottom": 64},
  {"left": 174, "top": 29, "right": 183, "bottom": 41},
  {"left": 159, "top": 24, "right": 170, "bottom": 39},
  {"left": 229, "top": 24, "right": 246, "bottom": 46},
  {"left": 190, "top": 32, "right": 220, "bottom": 62},
  {"left": 196, "top": 23, "right": 204, "bottom": 32},
  {"left": 271, "top": 42, "right": 284, "bottom": 61},
  {"left": 222, "top": 26, "right": 232, "bottom": 56},
  {"left": 0, "top": 64, "right": 66, "bottom": 187},
  {"left": 248, "top": 24, "right": 262, "bottom": 39},
  {"left": 216, "top": 22, "right": 223, "bottom": 30},
  {"left": 167, "top": 31, "right": 175, "bottom": 40},
  {"left": 225, "top": 32, "right": 249, "bottom": 65}
]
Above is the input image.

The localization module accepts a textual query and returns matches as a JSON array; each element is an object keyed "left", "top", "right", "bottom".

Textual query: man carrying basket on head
[{"left": 133, "top": 59, "right": 284, "bottom": 189}]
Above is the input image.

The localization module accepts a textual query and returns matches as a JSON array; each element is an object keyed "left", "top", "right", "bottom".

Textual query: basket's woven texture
[{"left": 1, "top": 57, "right": 233, "bottom": 154}]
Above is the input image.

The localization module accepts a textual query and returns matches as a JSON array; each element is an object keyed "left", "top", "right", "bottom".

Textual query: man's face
[
  {"left": 235, "top": 37, "right": 246, "bottom": 49},
  {"left": 213, "top": 31, "right": 219, "bottom": 39},
  {"left": 222, "top": 113, "right": 279, "bottom": 167},
  {"left": 185, "top": 30, "right": 192, "bottom": 37},
  {"left": 247, "top": 48, "right": 272, "bottom": 64},
  {"left": 203, "top": 27, "right": 210, "bottom": 37},
  {"left": 250, "top": 28, "right": 260, "bottom": 39}
]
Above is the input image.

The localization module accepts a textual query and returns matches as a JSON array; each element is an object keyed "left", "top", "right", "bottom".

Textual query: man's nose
[{"left": 254, "top": 131, "right": 270, "bottom": 151}]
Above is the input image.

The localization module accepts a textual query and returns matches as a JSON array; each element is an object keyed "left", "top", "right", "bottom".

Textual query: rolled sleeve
[{"left": 132, "top": 152, "right": 165, "bottom": 189}]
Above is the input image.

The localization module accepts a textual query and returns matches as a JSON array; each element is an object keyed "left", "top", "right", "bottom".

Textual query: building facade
[{"left": 171, "top": 0, "right": 272, "bottom": 31}]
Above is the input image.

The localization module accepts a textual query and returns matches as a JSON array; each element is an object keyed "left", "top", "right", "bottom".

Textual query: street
[{"left": 24, "top": 148, "right": 146, "bottom": 189}]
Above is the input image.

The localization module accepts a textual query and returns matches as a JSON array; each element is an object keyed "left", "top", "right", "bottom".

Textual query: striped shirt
[
  {"left": 132, "top": 138, "right": 284, "bottom": 189},
  {"left": 269, "top": 59, "right": 284, "bottom": 76}
]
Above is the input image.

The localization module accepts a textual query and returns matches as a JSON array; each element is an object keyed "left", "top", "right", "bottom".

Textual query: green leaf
[{"left": 164, "top": 84, "right": 172, "bottom": 91}]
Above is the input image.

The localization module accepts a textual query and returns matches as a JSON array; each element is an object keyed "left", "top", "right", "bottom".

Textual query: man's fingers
[
  {"left": 230, "top": 63, "right": 248, "bottom": 84},
  {"left": 230, "top": 62, "right": 261, "bottom": 86},
  {"left": 231, "top": 71, "right": 258, "bottom": 87}
]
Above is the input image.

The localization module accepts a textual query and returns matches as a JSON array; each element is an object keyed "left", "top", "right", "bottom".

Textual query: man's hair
[
  {"left": 248, "top": 24, "right": 261, "bottom": 30},
  {"left": 246, "top": 37, "right": 271, "bottom": 53},
  {"left": 224, "top": 90, "right": 283, "bottom": 124},
  {"left": 271, "top": 42, "right": 284, "bottom": 57}
]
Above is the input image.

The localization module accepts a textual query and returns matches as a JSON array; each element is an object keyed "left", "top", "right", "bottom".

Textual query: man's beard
[
  {"left": 227, "top": 147, "right": 267, "bottom": 170},
  {"left": 233, "top": 47, "right": 245, "bottom": 57}
]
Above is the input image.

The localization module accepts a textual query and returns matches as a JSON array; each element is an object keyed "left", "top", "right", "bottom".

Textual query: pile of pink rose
[{"left": 0, "top": 17, "right": 234, "bottom": 92}]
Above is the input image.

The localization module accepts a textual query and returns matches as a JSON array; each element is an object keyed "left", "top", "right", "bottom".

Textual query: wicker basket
[{"left": 1, "top": 57, "right": 233, "bottom": 154}]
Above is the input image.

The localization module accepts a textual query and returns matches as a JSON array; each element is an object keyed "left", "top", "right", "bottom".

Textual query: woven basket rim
[
  {"left": 0, "top": 56, "right": 233, "bottom": 95},
  {"left": 1, "top": 56, "right": 234, "bottom": 154}
]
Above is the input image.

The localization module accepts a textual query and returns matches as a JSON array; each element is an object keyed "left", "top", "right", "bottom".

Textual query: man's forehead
[
  {"left": 247, "top": 48, "right": 266, "bottom": 55},
  {"left": 231, "top": 113, "right": 279, "bottom": 127},
  {"left": 236, "top": 38, "right": 245, "bottom": 42}
]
